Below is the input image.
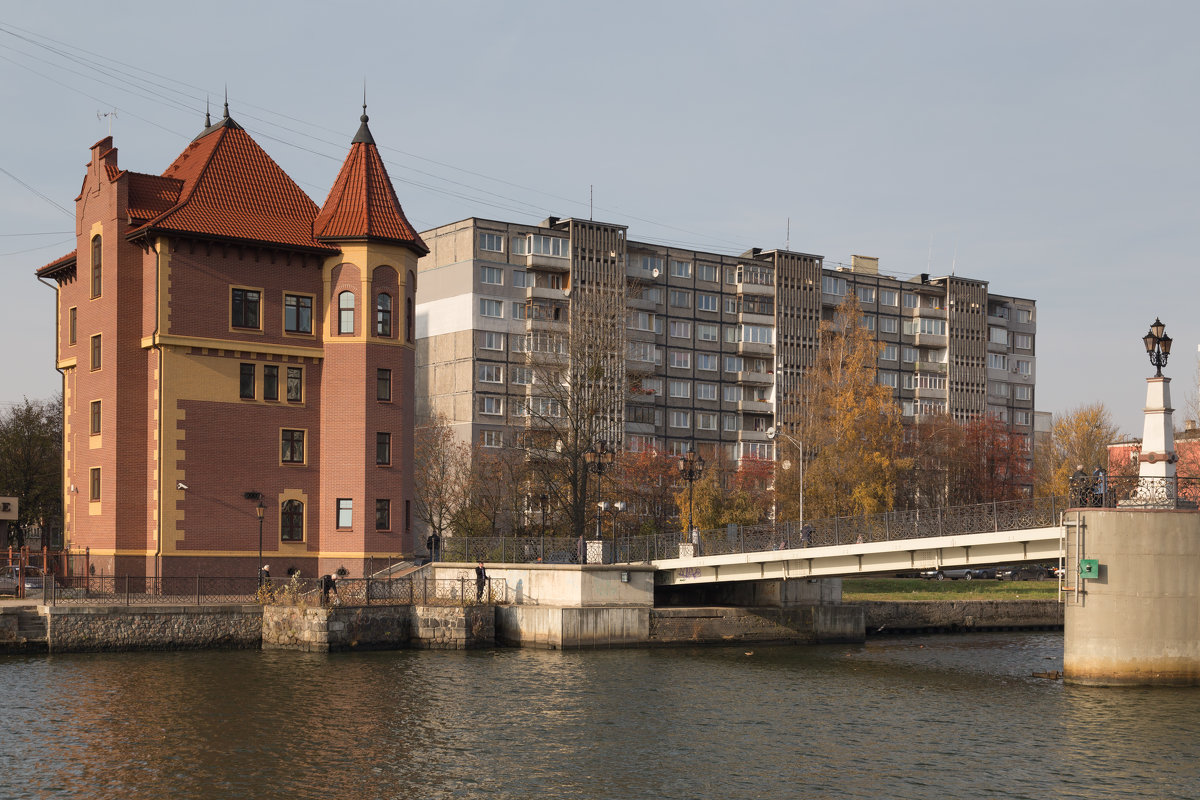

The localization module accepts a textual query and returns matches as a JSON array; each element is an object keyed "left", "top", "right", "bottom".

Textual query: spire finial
[
  {"left": 223, "top": 85, "right": 229, "bottom": 119},
  {"left": 361, "top": 79, "right": 368, "bottom": 124},
  {"left": 352, "top": 86, "right": 375, "bottom": 145},
  {"left": 204, "top": 96, "right": 211, "bottom": 128}
]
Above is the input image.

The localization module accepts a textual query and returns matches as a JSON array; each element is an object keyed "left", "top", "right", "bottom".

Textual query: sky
[{"left": 1, "top": 1, "right": 1197, "bottom": 435}]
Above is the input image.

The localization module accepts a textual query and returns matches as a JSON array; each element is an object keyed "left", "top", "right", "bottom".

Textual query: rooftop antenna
[
  {"left": 786, "top": 217, "right": 790, "bottom": 251},
  {"left": 97, "top": 108, "right": 117, "bottom": 136},
  {"left": 951, "top": 243, "right": 958, "bottom": 276},
  {"left": 927, "top": 234, "right": 933, "bottom": 272},
  {"left": 590, "top": 184, "right": 593, "bottom": 221}
]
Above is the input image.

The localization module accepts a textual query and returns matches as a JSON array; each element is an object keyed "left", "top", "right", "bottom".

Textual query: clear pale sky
[{"left": 2, "top": 2, "right": 1196, "bottom": 435}]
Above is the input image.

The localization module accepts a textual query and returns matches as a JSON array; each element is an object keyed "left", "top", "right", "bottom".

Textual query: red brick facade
[{"left": 37, "top": 109, "right": 426, "bottom": 579}]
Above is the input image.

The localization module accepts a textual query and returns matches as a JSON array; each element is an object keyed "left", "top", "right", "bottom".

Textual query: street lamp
[
  {"left": 539, "top": 493, "right": 549, "bottom": 562},
  {"left": 255, "top": 498, "right": 265, "bottom": 586},
  {"left": 766, "top": 426, "right": 803, "bottom": 527},
  {"left": 1143, "top": 317, "right": 1173, "bottom": 378},
  {"left": 611, "top": 500, "right": 626, "bottom": 559},
  {"left": 677, "top": 446, "right": 705, "bottom": 543},
  {"left": 583, "top": 441, "right": 614, "bottom": 561}
]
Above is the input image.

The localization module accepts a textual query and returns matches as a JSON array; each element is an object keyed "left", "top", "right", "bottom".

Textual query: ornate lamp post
[
  {"left": 1143, "top": 317, "right": 1173, "bottom": 377},
  {"left": 766, "top": 426, "right": 803, "bottom": 527},
  {"left": 612, "top": 500, "right": 626, "bottom": 560},
  {"left": 677, "top": 446, "right": 705, "bottom": 543},
  {"left": 583, "top": 440, "right": 614, "bottom": 563},
  {"left": 255, "top": 498, "right": 265, "bottom": 586}
]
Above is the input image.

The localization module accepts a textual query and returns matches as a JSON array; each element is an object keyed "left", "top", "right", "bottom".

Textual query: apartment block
[{"left": 415, "top": 217, "right": 1036, "bottom": 464}]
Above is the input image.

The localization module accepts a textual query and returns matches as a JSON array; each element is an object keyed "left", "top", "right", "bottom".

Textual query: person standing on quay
[{"left": 475, "top": 561, "right": 487, "bottom": 603}]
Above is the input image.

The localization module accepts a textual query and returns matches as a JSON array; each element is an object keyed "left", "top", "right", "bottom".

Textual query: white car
[{"left": 0, "top": 565, "right": 45, "bottom": 595}]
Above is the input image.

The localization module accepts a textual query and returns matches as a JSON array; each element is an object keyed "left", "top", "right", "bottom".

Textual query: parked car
[
  {"left": 996, "top": 564, "right": 1051, "bottom": 581},
  {"left": 920, "top": 567, "right": 994, "bottom": 581},
  {"left": 0, "top": 565, "right": 46, "bottom": 596}
]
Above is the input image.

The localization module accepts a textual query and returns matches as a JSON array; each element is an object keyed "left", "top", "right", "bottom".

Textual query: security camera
[{"left": 177, "top": 481, "right": 188, "bottom": 491}]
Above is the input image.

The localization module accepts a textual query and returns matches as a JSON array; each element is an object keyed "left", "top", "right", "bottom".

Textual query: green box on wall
[{"left": 1079, "top": 559, "right": 1099, "bottom": 579}]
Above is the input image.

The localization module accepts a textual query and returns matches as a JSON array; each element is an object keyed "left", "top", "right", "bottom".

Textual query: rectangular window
[
  {"left": 698, "top": 263, "right": 718, "bottom": 282},
  {"left": 988, "top": 353, "right": 1008, "bottom": 370},
  {"left": 879, "top": 317, "right": 898, "bottom": 334},
  {"left": 281, "top": 429, "right": 305, "bottom": 464},
  {"left": 336, "top": 498, "right": 353, "bottom": 529},
  {"left": 511, "top": 366, "right": 533, "bottom": 385},
  {"left": 860, "top": 316, "right": 876, "bottom": 331},
  {"left": 669, "top": 320, "right": 692, "bottom": 339},
  {"left": 1016, "top": 359, "right": 1032, "bottom": 375},
  {"left": 668, "top": 380, "right": 691, "bottom": 398},
  {"left": 479, "top": 232, "right": 504, "bottom": 252},
  {"left": 89, "top": 400, "right": 101, "bottom": 435},
  {"left": 1014, "top": 334, "right": 1032, "bottom": 349},
  {"left": 903, "top": 293, "right": 919, "bottom": 309},
  {"left": 512, "top": 270, "right": 528, "bottom": 288},
  {"left": 480, "top": 396, "right": 504, "bottom": 415},
  {"left": 640, "top": 378, "right": 662, "bottom": 396},
  {"left": 478, "top": 364, "right": 503, "bottom": 383},
  {"left": 1015, "top": 385, "right": 1031, "bottom": 401},
  {"left": 669, "top": 410, "right": 691, "bottom": 429},
  {"left": 696, "top": 323, "right": 718, "bottom": 342},
  {"left": 376, "top": 499, "right": 391, "bottom": 531},
  {"left": 481, "top": 430, "right": 503, "bottom": 448},
  {"left": 481, "top": 332, "right": 505, "bottom": 350},
  {"left": 377, "top": 368, "right": 391, "bottom": 402},
  {"left": 723, "top": 414, "right": 739, "bottom": 432},
  {"left": 669, "top": 260, "right": 692, "bottom": 278},
  {"left": 480, "top": 298, "right": 503, "bottom": 318},
  {"left": 856, "top": 286, "right": 876, "bottom": 304},
  {"left": 628, "top": 311, "right": 654, "bottom": 331},
  {"left": 640, "top": 255, "right": 664, "bottom": 274},
  {"left": 696, "top": 382, "right": 717, "bottom": 401},
  {"left": 287, "top": 367, "right": 302, "bottom": 402},
  {"left": 284, "top": 294, "right": 313, "bottom": 334},
  {"left": 264, "top": 365, "right": 279, "bottom": 401},
  {"left": 668, "top": 289, "right": 691, "bottom": 308},
  {"left": 878, "top": 372, "right": 898, "bottom": 388},
  {"left": 531, "top": 235, "right": 569, "bottom": 257},
  {"left": 723, "top": 385, "right": 741, "bottom": 403},
  {"left": 89, "top": 467, "right": 100, "bottom": 501},
  {"left": 1015, "top": 411, "right": 1031, "bottom": 426},
  {"left": 725, "top": 355, "right": 744, "bottom": 373},
  {"left": 1017, "top": 308, "right": 1034, "bottom": 324},
  {"left": 68, "top": 307, "right": 77, "bottom": 345},
  {"left": 697, "top": 293, "right": 718, "bottom": 312},
  {"left": 990, "top": 326, "right": 1008, "bottom": 345},
  {"left": 512, "top": 302, "right": 527, "bottom": 320},
  {"left": 669, "top": 351, "right": 691, "bottom": 369},
  {"left": 992, "top": 382, "right": 1010, "bottom": 397},
  {"left": 90, "top": 334, "right": 101, "bottom": 371},
  {"left": 240, "top": 363, "right": 255, "bottom": 399},
  {"left": 696, "top": 412, "right": 717, "bottom": 431},
  {"left": 231, "top": 288, "right": 261, "bottom": 329},
  {"left": 696, "top": 353, "right": 718, "bottom": 372},
  {"left": 902, "top": 347, "right": 916, "bottom": 363},
  {"left": 880, "top": 289, "right": 898, "bottom": 306},
  {"left": 739, "top": 325, "right": 773, "bottom": 344},
  {"left": 822, "top": 276, "right": 846, "bottom": 296},
  {"left": 377, "top": 432, "right": 392, "bottom": 465},
  {"left": 91, "top": 236, "right": 103, "bottom": 298},
  {"left": 882, "top": 344, "right": 898, "bottom": 361},
  {"left": 511, "top": 235, "right": 529, "bottom": 255},
  {"left": 480, "top": 266, "right": 503, "bottom": 285}
]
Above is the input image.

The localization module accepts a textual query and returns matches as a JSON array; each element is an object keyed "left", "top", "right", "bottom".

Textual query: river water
[{"left": 2, "top": 632, "right": 1198, "bottom": 799}]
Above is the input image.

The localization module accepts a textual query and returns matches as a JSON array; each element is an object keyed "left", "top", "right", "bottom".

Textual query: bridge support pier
[{"left": 1064, "top": 509, "right": 1200, "bottom": 686}]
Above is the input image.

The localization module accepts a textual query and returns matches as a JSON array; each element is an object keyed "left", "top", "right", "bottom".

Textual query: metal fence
[{"left": 40, "top": 573, "right": 504, "bottom": 607}]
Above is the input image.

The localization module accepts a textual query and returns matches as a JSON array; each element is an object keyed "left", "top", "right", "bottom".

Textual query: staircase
[
  {"left": 0, "top": 607, "right": 48, "bottom": 652},
  {"left": 16, "top": 609, "right": 47, "bottom": 643}
]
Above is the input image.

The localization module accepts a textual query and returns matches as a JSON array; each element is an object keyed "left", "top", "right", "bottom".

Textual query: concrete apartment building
[
  {"left": 36, "top": 106, "right": 426, "bottom": 579},
  {"left": 415, "top": 216, "right": 1036, "bottom": 467}
]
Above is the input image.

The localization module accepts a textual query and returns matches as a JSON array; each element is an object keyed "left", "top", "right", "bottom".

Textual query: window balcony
[
  {"left": 737, "top": 399, "right": 772, "bottom": 414},
  {"left": 736, "top": 370, "right": 774, "bottom": 385},
  {"left": 737, "top": 340, "right": 773, "bottom": 357},
  {"left": 524, "top": 253, "right": 571, "bottom": 271},
  {"left": 912, "top": 361, "right": 947, "bottom": 374},
  {"left": 737, "top": 310, "right": 774, "bottom": 326}
]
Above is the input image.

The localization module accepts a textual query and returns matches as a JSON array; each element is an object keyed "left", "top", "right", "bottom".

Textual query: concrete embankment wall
[
  {"left": 263, "top": 605, "right": 494, "bottom": 652},
  {"left": 648, "top": 605, "right": 864, "bottom": 646},
  {"left": 495, "top": 605, "right": 650, "bottom": 648},
  {"left": 45, "top": 605, "right": 262, "bottom": 652},
  {"left": 855, "top": 600, "right": 1063, "bottom": 635}
]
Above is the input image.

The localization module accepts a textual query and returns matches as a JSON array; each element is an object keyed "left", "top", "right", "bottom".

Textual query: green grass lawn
[{"left": 841, "top": 577, "right": 1059, "bottom": 602}]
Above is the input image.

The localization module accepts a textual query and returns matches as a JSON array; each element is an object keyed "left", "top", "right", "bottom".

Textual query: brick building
[{"left": 36, "top": 105, "right": 426, "bottom": 579}]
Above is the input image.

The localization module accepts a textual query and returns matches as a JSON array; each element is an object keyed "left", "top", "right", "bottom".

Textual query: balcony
[
  {"left": 737, "top": 428, "right": 771, "bottom": 442},
  {"left": 524, "top": 253, "right": 570, "bottom": 271},
  {"left": 912, "top": 361, "right": 947, "bottom": 374},
  {"left": 737, "top": 340, "right": 773, "bottom": 357},
  {"left": 911, "top": 331, "right": 948, "bottom": 347},
  {"left": 736, "top": 370, "right": 774, "bottom": 385},
  {"left": 526, "top": 285, "right": 568, "bottom": 301},
  {"left": 737, "top": 399, "right": 772, "bottom": 414},
  {"left": 736, "top": 264, "right": 774, "bottom": 296},
  {"left": 737, "top": 310, "right": 774, "bottom": 326}
]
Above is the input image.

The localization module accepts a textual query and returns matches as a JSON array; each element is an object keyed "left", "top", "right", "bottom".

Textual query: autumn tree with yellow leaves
[
  {"left": 1033, "top": 402, "right": 1122, "bottom": 497},
  {"left": 779, "top": 297, "right": 909, "bottom": 520}
]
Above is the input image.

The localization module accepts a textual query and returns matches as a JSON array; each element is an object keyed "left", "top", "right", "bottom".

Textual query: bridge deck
[{"left": 652, "top": 526, "right": 1063, "bottom": 585}]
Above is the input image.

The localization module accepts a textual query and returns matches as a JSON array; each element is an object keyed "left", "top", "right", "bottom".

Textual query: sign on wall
[{"left": 0, "top": 497, "right": 16, "bottom": 521}]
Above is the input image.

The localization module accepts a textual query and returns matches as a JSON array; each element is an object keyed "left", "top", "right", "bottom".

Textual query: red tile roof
[
  {"left": 314, "top": 119, "right": 428, "bottom": 255},
  {"left": 126, "top": 172, "right": 184, "bottom": 223},
  {"left": 36, "top": 250, "right": 77, "bottom": 280},
  {"left": 130, "top": 118, "right": 334, "bottom": 253}
]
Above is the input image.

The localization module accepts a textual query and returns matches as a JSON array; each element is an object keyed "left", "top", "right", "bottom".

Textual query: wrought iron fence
[{"left": 42, "top": 573, "right": 504, "bottom": 608}]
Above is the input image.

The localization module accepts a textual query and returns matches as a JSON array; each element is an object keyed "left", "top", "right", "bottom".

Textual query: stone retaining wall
[
  {"left": 262, "top": 605, "right": 493, "bottom": 652},
  {"left": 854, "top": 600, "right": 1063, "bottom": 634},
  {"left": 45, "top": 605, "right": 262, "bottom": 652},
  {"left": 648, "top": 604, "right": 864, "bottom": 646}
]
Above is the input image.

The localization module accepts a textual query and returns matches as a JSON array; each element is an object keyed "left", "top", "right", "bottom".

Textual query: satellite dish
[
  {"left": 766, "top": 426, "right": 777, "bottom": 439},
  {"left": 651, "top": 267, "right": 660, "bottom": 279}
]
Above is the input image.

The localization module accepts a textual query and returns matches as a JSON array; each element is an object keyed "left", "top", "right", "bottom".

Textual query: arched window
[
  {"left": 281, "top": 500, "right": 304, "bottom": 542},
  {"left": 406, "top": 297, "right": 414, "bottom": 342},
  {"left": 90, "top": 235, "right": 102, "bottom": 298},
  {"left": 376, "top": 293, "right": 392, "bottom": 337},
  {"left": 338, "top": 291, "right": 355, "bottom": 334}
]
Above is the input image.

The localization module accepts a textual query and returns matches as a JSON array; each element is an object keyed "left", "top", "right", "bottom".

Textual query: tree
[
  {"left": 781, "top": 297, "right": 908, "bottom": 519},
  {"left": 958, "top": 415, "right": 1032, "bottom": 504},
  {"left": 671, "top": 451, "right": 775, "bottom": 533},
  {"left": 0, "top": 396, "right": 62, "bottom": 548},
  {"left": 413, "top": 413, "right": 470, "bottom": 544},
  {"left": 611, "top": 449, "right": 679, "bottom": 535},
  {"left": 1033, "top": 403, "right": 1121, "bottom": 498}
]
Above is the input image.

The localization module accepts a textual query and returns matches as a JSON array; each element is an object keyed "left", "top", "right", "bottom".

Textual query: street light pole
[
  {"left": 677, "top": 446, "right": 705, "bottom": 543},
  {"left": 767, "top": 426, "right": 804, "bottom": 526},
  {"left": 255, "top": 498, "right": 265, "bottom": 587},
  {"left": 583, "top": 440, "right": 614, "bottom": 563},
  {"left": 539, "top": 493, "right": 548, "bottom": 562}
]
